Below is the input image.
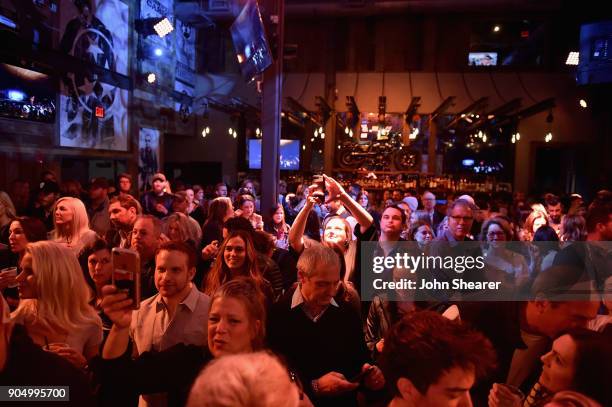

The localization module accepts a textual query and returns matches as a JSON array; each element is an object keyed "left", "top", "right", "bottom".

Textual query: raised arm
[
  {"left": 324, "top": 175, "right": 373, "bottom": 234},
  {"left": 100, "top": 285, "right": 134, "bottom": 360},
  {"left": 288, "top": 192, "right": 317, "bottom": 253}
]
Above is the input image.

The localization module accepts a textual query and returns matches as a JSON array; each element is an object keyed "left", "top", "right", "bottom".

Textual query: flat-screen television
[
  {"left": 248, "top": 139, "right": 300, "bottom": 170},
  {"left": 577, "top": 21, "right": 612, "bottom": 85},
  {"left": 0, "top": 63, "right": 56, "bottom": 123},
  {"left": 468, "top": 52, "right": 498, "bottom": 66},
  {"left": 230, "top": 0, "right": 273, "bottom": 81}
]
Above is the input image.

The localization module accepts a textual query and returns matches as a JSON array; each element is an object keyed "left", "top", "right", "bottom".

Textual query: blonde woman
[
  {"left": 163, "top": 212, "right": 201, "bottom": 247},
  {"left": 51, "top": 197, "right": 97, "bottom": 255},
  {"left": 12, "top": 241, "right": 103, "bottom": 368}
]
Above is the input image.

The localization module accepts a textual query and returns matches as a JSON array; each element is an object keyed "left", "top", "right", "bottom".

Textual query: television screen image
[
  {"left": 248, "top": 139, "right": 300, "bottom": 170},
  {"left": 0, "top": 63, "right": 57, "bottom": 123},
  {"left": 230, "top": 0, "right": 273, "bottom": 80},
  {"left": 468, "top": 52, "right": 498, "bottom": 66}
]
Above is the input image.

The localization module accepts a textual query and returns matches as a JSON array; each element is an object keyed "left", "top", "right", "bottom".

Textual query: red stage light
[
  {"left": 520, "top": 30, "right": 529, "bottom": 38},
  {"left": 95, "top": 106, "right": 105, "bottom": 118}
]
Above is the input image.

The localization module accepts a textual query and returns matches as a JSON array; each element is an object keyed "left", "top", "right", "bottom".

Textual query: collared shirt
[
  {"left": 130, "top": 285, "right": 210, "bottom": 353},
  {"left": 131, "top": 285, "right": 211, "bottom": 407},
  {"left": 290, "top": 285, "right": 338, "bottom": 322}
]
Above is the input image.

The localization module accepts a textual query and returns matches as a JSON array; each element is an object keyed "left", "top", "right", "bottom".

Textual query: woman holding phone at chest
[
  {"left": 11, "top": 241, "right": 103, "bottom": 368},
  {"left": 95, "top": 277, "right": 310, "bottom": 406}
]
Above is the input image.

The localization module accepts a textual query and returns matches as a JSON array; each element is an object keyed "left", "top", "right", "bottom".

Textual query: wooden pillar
[{"left": 261, "top": 0, "right": 284, "bottom": 215}]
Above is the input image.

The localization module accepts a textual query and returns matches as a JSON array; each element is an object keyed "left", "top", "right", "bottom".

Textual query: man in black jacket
[{"left": 267, "top": 244, "right": 384, "bottom": 407}]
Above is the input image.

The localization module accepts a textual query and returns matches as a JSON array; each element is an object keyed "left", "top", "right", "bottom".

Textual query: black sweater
[{"left": 267, "top": 287, "right": 370, "bottom": 407}]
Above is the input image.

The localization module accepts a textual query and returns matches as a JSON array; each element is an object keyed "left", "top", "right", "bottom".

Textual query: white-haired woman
[
  {"left": 51, "top": 196, "right": 97, "bottom": 255},
  {"left": 12, "top": 241, "right": 103, "bottom": 368},
  {"left": 187, "top": 352, "right": 302, "bottom": 407}
]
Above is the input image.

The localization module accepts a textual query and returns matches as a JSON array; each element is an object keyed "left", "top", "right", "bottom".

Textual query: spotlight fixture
[
  {"left": 321, "top": 132, "right": 326, "bottom": 139},
  {"left": 201, "top": 127, "right": 210, "bottom": 138},
  {"left": 565, "top": 51, "right": 579, "bottom": 66},
  {"left": 493, "top": 25, "right": 501, "bottom": 33},
  {"left": 154, "top": 17, "right": 174, "bottom": 38},
  {"left": 302, "top": 145, "right": 306, "bottom": 151},
  {"left": 579, "top": 99, "right": 587, "bottom": 108},
  {"left": 154, "top": 47, "right": 163, "bottom": 57},
  {"left": 255, "top": 128, "right": 261, "bottom": 136},
  {"left": 146, "top": 73, "right": 156, "bottom": 83}
]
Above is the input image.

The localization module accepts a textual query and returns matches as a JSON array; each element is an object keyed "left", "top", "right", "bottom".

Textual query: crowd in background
[{"left": 0, "top": 170, "right": 611, "bottom": 407}]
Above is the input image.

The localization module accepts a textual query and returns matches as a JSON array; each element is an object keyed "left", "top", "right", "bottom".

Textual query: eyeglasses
[{"left": 450, "top": 215, "right": 473, "bottom": 223}]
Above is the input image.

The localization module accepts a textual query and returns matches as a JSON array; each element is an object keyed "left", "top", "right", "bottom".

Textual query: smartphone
[
  {"left": 349, "top": 366, "right": 374, "bottom": 383},
  {"left": 312, "top": 175, "right": 326, "bottom": 203},
  {"left": 111, "top": 248, "right": 141, "bottom": 310}
]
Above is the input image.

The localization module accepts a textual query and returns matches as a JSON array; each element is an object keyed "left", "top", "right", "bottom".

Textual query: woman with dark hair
[
  {"left": 235, "top": 194, "right": 263, "bottom": 231},
  {"left": 407, "top": 220, "right": 434, "bottom": 248},
  {"left": 264, "top": 204, "right": 291, "bottom": 250},
  {"left": 560, "top": 214, "right": 587, "bottom": 243},
  {"left": 481, "top": 217, "right": 529, "bottom": 288},
  {"left": 96, "top": 278, "right": 273, "bottom": 406},
  {"left": 533, "top": 225, "right": 560, "bottom": 273},
  {"left": 1, "top": 217, "right": 47, "bottom": 302},
  {"left": 201, "top": 197, "right": 234, "bottom": 246},
  {"left": 80, "top": 238, "right": 113, "bottom": 336},
  {"left": 489, "top": 329, "right": 612, "bottom": 407}
]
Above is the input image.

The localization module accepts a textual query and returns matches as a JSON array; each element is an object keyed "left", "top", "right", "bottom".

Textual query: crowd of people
[{"left": 0, "top": 169, "right": 611, "bottom": 407}]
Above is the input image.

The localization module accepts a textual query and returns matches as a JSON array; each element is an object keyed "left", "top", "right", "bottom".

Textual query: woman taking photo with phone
[
  {"left": 11, "top": 241, "right": 103, "bottom": 368},
  {"left": 95, "top": 278, "right": 277, "bottom": 406},
  {"left": 288, "top": 175, "right": 374, "bottom": 288}
]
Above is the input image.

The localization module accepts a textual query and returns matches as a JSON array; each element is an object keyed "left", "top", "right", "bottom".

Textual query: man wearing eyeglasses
[{"left": 437, "top": 199, "right": 476, "bottom": 242}]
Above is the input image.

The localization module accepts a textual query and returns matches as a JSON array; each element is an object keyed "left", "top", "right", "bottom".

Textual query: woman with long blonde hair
[
  {"left": 51, "top": 196, "right": 97, "bottom": 255},
  {"left": 12, "top": 241, "right": 102, "bottom": 367}
]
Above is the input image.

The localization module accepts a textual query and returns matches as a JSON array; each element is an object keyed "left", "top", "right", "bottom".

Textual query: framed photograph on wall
[
  {"left": 58, "top": 0, "right": 129, "bottom": 151},
  {"left": 138, "top": 127, "right": 161, "bottom": 192}
]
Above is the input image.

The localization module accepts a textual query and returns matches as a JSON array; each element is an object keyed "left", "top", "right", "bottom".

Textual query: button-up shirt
[
  {"left": 130, "top": 285, "right": 210, "bottom": 353},
  {"left": 291, "top": 285, "right": 338, "bottom": 322},
  {"left": 130, "top": 285, "right": 211, "bottom": 407}
]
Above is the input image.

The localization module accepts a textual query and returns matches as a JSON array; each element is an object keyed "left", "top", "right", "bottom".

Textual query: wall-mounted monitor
[
  {"left": 230, "top": 0, "right": 273, "bottom": 81},
  {"left": 577, "top": 21, "right": 612, "bottom": 85},
  {"left": 0, "top": 63, "right": 56, "bottom": 123},
  {"left": 248, "top": 139, "right": 300, "bottom": 170},
  {"left": 468, "top": 52, "right": 498, "bottom": 66}
]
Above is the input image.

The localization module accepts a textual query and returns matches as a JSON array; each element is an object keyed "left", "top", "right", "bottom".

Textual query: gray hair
[
  {"left": 297, "top": 242, "right": 340, "bottom": 278},
  {"left": 186, "top": 352, "right": 299, "bottom": 407},
  {"left": 448, "top": 198, "right": 477, "bottom": 213}
]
